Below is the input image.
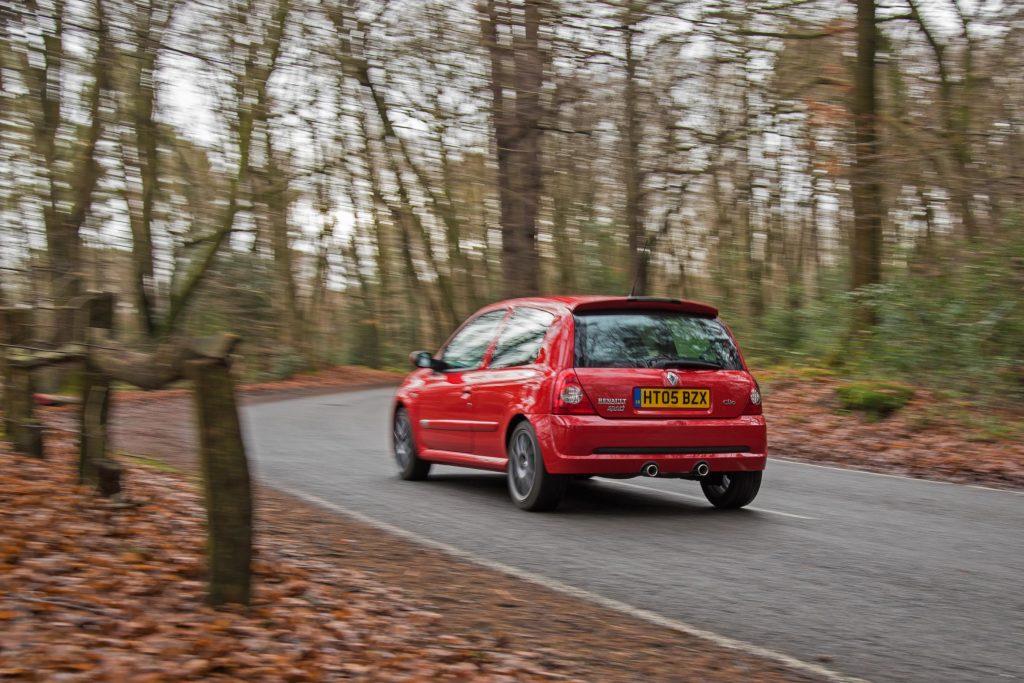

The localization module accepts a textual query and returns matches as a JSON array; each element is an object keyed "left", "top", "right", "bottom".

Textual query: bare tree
[
  {"left": 849, "top": 0, "right": 883, "bottom": 328},
  {"left": 481, "top": 0, "right": 547, "bottom": 298},
  {"left": 11, "top": 0, "right": 112, "bottom": 339}
]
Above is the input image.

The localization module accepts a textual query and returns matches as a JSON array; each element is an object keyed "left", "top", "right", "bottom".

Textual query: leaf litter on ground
[
  {"left": 6, "top": 364, "right": 822, "bottom": 682},
  {"left": 15, "top": 364, "right": 1016, "bottom": 682},
  {"left": 0, "top": 436, "right": 583, "bottom": 682},
  {"left": 761, "top": 373, "right": 1023, "bottom": 488}
]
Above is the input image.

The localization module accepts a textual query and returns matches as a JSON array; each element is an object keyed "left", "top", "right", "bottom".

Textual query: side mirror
[{"left": 410, "top": 350, "right": 437, "bottom": 370}]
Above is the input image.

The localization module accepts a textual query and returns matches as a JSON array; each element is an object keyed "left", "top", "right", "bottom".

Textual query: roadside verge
[{"left": 21, "top": 389, "right": 844, "bottom": 682}]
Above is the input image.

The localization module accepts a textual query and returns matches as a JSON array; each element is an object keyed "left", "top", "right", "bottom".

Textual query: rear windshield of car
[{"left": 573, "top": 310, "right": 743, "bottom": 370}]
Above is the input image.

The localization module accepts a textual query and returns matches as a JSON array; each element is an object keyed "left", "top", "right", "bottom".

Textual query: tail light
[
  {"left": 743, "top": 378, "right": 763, "bottom": 416},
  {"left": 553, "top": 369, "right": 596, "bottom": 415}
]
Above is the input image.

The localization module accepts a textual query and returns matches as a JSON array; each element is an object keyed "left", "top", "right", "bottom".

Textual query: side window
[
  {"left": 440, "top": 310, "right": 506, "bottom": 371},
  {"left": 489, "top": 307, "right": 556, "bottom": 369}
]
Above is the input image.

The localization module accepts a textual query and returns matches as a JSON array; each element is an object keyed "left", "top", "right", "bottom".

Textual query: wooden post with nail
[
  {"left": 185, "top": 335, "right": 250, "bottom": 606},
  {"left": 79, "top": 293, "right": 115, "bottom": 485}
]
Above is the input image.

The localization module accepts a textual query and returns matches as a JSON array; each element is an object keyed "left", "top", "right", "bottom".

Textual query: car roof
[{"left": 486, "top": 295, "right": 719, "bottom": 318}]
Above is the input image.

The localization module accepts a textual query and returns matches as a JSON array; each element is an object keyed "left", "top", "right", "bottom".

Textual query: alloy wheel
[
  {"left": 393, "top": 411, "right": 412, "bottom": 468},
  {"left": 705, "top": 473, "right": 731, "bottom": 497},
  {"left": 509, "top": 431, "right": 536, "bottom": 500}
]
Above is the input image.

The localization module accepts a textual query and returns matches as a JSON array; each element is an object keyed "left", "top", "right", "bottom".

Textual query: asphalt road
[{"left": 241, "top": 387, "right": 1023, "bottom": 683}]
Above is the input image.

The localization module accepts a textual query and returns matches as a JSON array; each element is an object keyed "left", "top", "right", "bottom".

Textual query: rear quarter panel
[
  {"left": 475, "top": 311, "right": 573, "bottom": 457},
  {"left": 719, "top": 320, "right": 752, "bottom": 372}
]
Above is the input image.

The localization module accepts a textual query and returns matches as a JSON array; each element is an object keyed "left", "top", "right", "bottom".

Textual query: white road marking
[
  {"left": 273, "top": 484, "right": 866, "bottom": 683},
  {"left": 772, "top": 458, "right": 1024, "bottom": 495},
  {"left": 606, "top": 480, "right": 818, "bottom": 520},
  {"left": 965, "top": 484, "right": 1024, "bottom": 495}
]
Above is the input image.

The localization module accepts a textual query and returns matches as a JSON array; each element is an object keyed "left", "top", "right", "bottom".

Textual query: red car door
[
  {"left": 470, "top": 307, "right": 557, "bottom": 460},
  {"left": 414, "top": 310, "right": 506, "bottom": 455}
]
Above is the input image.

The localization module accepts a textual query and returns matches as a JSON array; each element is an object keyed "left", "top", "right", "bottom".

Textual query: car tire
[
  {"left": 393, "top": 406, "right": 431, "bottom": 481},
  {"left": 507, "top": 421, "right": 566, "bottom": 511},
  {"left": 700, "top": 471, "right": 762, "bottom": 509}
]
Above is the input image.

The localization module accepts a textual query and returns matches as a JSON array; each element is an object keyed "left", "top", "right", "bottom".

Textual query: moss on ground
[
  {"left": 836, "top": 380, "right": 916, "bottom": 421},
  {"left": 117, "top": 452, "right": 182, "bottom": 474}
]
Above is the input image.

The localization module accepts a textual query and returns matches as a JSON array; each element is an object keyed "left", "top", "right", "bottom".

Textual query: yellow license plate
[{"left": 633, "top": 387, "right": 711, "bottom": 409}]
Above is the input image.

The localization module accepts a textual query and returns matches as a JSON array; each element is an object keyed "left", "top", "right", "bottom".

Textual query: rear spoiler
[{"left": 572, "top": 296, "right": 719, "bottom": 318}]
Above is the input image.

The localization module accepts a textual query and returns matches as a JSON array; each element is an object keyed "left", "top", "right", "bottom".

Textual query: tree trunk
[
  {"left": 126, "top": 38, "right": 160, "bottom": 338},
  {"left": 354, "top": 105, "right": 439, "bottom": 347},
  {"left": 623, "top": 8, "right": 647, "bottom": 296},
  {"left": 262, "top": 128, "right": 302, "bottom": 351},
  {"left": 849, "top": 0, "right": 884, "bottom": 328},
  {"left": 40, "top": 0, "right": 110, "bottom": 337},
  {"left": 805, "top": 131, "right": 822, "bottom": 297},
  {"left": 907, "top": 0, "right": 976, "bottom": 240},
  {"left": 162, "top": 0, "right": 290, "bottom": 336},
  {"left": 117, "top": 0, "right": 176, "bottom": 339},
  {"left": 550, "top": 164, "right": 576, "bottom": 293},
  {"left": 482, "top": 0, "right": 545, "bottom": 298},
  {"left": 187, "top": 358, "right": 252, "bottom": 607},
  {"left": 709, "top": 157, "right": 733, "bottom": 302},
  {"left": 352, "top": 78, "right": 458, "bottom": 329}
]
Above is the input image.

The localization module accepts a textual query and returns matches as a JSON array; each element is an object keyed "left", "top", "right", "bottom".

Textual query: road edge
[
  {"left": 272, "top": 483, "right": 870, "bottom": 683},
  {"left": 243, "top": 384, "right": 1022, "bottom": 494},
  {"left": 241, "top": 381, "right": 402, "bottom": 405}
]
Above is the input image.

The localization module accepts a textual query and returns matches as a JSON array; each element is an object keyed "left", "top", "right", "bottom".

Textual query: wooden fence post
[
  {"left": 54, "top": 305, "right": 79, "bottom": 345},
  {"left": 1, "top": 308, "right": 33, "bottom": 438},
  {"left": 186, "top": 356, "right": 252, "bottom": 606},
  {"left": 8, "top": 364, "right": 43, "bottom": 457},
  {"left": 79, "top": 294, "right": 114, "bottom": 485}
]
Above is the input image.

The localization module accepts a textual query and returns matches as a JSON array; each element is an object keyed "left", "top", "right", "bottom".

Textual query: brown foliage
[
  {"left": 4, "top": 392, "right": 824, "bottom": 681},
  {"left": 13, "top": 366, "right": 1018, "bottom": 681},
  {"left": 763, "top": 374, "right": 1024, "bottom": 488},
  {"left": 16, "top": 367, "right": 832, "bottom": 682},
  {"left": 0, "top": 438, "right": 574, "bottom": 681}
]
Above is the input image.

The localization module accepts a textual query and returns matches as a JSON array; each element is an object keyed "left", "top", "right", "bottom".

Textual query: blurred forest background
[{"left": 1, "top": 0, "right": 1021, "bottom": 402}]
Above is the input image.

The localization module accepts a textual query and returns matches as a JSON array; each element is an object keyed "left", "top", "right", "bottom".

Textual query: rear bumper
[{"left": 532, "top": 414, "right": 767, "bottom": 476}]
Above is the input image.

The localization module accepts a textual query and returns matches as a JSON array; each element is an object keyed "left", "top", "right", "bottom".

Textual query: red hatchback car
[{"left": 392, "top": 296, "right": 766, "bottom": 511}]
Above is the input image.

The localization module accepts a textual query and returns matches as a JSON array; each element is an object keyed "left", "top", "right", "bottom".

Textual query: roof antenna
[{"left": 628, "top": 235, "right": 654, "bottom": 298}]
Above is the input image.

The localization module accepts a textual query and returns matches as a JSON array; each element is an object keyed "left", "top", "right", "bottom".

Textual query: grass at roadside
[{"left": 118, "top": 452, "right": 183, "bottom": 474}]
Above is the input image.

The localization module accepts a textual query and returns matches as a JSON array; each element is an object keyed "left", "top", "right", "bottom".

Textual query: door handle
[{"left": 461, "top": 388, "right": 472, "bottom": 398}]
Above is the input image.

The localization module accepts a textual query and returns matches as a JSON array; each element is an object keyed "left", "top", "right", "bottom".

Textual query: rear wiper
[{"left": 650, "top": 358, "right": 723, "bottom": 370}]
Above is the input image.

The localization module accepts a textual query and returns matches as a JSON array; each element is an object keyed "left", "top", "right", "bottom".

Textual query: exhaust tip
[
  {"left": 642, "top": 462, "right": 659, "bottom": 477},
  {"left": 693, "top": 461, "right": 710, "bottom": 478}
]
